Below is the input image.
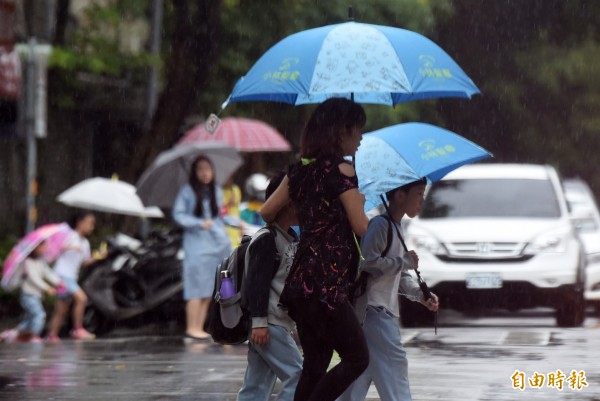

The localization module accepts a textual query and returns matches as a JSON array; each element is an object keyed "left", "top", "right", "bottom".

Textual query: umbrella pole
[{"left": 347, "top": 5, "right": 355, "bottom": 104}]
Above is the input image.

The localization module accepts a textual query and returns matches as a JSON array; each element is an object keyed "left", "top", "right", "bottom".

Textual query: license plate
[{"left": 465, "top": 273, "right": 503, "bottom": 289}]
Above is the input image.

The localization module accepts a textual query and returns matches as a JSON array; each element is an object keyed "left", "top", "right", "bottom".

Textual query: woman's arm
[
  {"left": 172, "top": 186, "right": 206, "bottom": 228},
  {"left": 338, "top": 163, "right": 369, "bottom": 237},
  {"left": 260, "top": 175, "right": 291, "bottom": 223}
]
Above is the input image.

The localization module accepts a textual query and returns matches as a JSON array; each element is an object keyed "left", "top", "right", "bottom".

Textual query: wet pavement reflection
[
  {"left": 0, "top": 336, "right": 249, "bottom": 401},
  {"left": 1, "top": 310, "right": 599, "bottom": 400}
]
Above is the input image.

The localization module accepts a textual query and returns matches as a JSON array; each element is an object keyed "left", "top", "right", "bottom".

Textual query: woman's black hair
[
  {"left": 189, "top": 155, "right": 219, "bottom": 218},
  {"left": 67, "top": 210, "right": 95, "bottom": 230},
  {"left": 300, "top": 97, "right": 366, "bottom": 158}
]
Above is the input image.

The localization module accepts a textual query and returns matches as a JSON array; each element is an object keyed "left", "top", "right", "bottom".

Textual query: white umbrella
[
  {"left": 136, "top": 141, "right": 243, "bottom": 209},
  {"left": 57, "top": 177, "right": 164, "bottom": 218}
]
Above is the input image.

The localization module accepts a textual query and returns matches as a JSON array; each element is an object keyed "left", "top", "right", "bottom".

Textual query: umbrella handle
[
  {"left": 415, "top": 268, "right": 432, "bottom": 300},
  {"left": 379, "top": 194, "right": 438, "bottom": 334}
]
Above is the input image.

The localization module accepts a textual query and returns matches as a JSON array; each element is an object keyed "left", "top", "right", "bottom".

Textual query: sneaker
[
  {"left": 70, "top": 328, "right": 95, "bottom": 340},
  {"left": 44, "top": 334, "right": 61, "bottom": 344},
  {"left": 0, "top": 329, "right": 18, "bottom": 343}
]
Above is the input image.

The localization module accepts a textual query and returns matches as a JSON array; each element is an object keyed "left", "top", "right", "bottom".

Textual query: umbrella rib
[{"left": 178, "top": 156, "right": 188, "bottom": 175}]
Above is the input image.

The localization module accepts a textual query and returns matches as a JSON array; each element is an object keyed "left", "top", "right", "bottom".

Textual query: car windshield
[{"left": 420, "top": 178, "right": 561, "bottom": 218}]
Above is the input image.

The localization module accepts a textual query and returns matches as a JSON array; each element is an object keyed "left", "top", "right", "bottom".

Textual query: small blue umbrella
[
  {"left": 356, "top": 122, "right": 492, "bottom": 211},
  {"left": 224, "top": 21, "right": 480, "bottom": 107}
]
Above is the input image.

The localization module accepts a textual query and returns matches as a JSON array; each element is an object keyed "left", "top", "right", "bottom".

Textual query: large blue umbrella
[
  {"left": 356, "top": 122, "right": 492, "bottom": 211},
  {"left": 224, "top": 21, "right": 480, "bottom": 107}
]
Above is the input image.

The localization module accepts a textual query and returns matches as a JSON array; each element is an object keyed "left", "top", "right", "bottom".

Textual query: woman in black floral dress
[{"left": 261, "top": 98, "right": 370, "bottom": 401}]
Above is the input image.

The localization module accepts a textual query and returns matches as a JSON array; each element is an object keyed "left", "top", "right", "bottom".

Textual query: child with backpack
[
  {"left": 0, "top": 240, "right": 64, "bottom": 343},
  {"left": 236, "top": 173, "right": 303, "bottom": 401},
  {"left": 339, "top": 179, "right": 439, "bottom": 401}
]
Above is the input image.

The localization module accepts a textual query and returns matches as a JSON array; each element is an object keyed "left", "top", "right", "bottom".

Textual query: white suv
[{"left": 404, "top": 163, "right": 586, "bottom": 327}]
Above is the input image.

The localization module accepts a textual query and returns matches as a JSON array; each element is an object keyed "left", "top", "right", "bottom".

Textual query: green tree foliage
[
  {"left": 41, "top": 0, "right": 600, "bottom": 211},
  {"left": 125, "top": 0, "right": 222, "bottom": 181},
  {"left": 431, "top": 0, "right": 600, "bottom": 194},
  {"left": 43, "top": 0, "right": 448, "bottom": 182},
  {"left": 49, "top": 1, "right": 154, "bottom": 108}
]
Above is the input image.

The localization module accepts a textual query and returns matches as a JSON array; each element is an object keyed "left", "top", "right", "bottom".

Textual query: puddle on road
[{"left": 421, "top": 342, "right": 519, "bottom": 360}]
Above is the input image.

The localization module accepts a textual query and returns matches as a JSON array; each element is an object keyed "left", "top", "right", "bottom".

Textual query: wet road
[{"left": 0, "top": 309, "right": 599, "bottom": 401}]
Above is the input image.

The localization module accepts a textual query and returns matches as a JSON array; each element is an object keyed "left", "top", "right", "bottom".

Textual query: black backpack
[{"left": 206, "top": 226, "right": 279, "bottom": 345}]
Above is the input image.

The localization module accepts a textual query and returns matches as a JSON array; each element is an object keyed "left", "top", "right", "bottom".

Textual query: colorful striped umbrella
[
  {"left": 179, "top": 117, "right": 291, "bottom": 152},
  {"left": 2, "top": 223, "right": 72, "bottom": 290}
]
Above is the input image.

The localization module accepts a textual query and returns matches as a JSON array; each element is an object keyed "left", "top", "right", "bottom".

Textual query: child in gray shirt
[{"left": 340, "top": 180, "right": 439, "bottom": 401}]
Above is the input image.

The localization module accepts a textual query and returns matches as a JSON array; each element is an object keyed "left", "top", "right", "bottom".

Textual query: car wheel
[
  {"left": 399, "top": 297, "right": 435, "bottom": 327},
  {"left": 555, "top": 286, "right": 586, "bottom": 327}
]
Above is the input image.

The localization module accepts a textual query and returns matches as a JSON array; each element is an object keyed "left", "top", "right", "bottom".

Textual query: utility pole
[
  {"left": 145, "top": 0, "right": 163, "bottom": 128},
  {"left": 13, "top": 0, "right": 54, "bottom": 233},
  {"left": 16, "top": 38, "right": 51, "bottom": 233}
]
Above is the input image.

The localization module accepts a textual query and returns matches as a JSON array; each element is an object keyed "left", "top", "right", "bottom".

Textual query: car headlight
[
  {"left": 410, "top": 235, "right": 447, "bottom": 255},
  {"left": 523, "top": 228, "right": 572, "bottom": 254}
]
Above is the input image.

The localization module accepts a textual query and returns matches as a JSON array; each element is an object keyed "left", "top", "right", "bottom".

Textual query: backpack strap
[
  {"left": 265, "top": 225, "right": 280, "bottom": 279},
  {"left": 351, "top": 215, "right": 394, "bottom": 302},
  {"left": 246, "top": 225, "right": 280, "bottom": 279},
  {"left": 376, "top": 214, "right": 394, "bottom": 258}
]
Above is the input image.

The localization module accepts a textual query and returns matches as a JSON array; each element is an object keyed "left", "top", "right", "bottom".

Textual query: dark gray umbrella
[{"left": 136, "top": 141, "right": 243, "bottom": 209}]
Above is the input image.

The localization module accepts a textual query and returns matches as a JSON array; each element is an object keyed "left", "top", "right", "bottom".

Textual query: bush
[{"left": 0, "top": 235, "right": 19, "bottom": 318}]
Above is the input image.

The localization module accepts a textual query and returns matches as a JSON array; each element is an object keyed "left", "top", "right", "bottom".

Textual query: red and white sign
[
  {"left": 0, "top": 46, "right": 20, "bottom": 99},
  {"left": 0, "top": 0, "right": 20, "bottom": 99}
]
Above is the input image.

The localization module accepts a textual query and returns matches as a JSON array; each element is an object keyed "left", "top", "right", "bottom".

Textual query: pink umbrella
[
  {"left": 1, "top": 223, "right": 72, "bottom": 290},
  {"left": 178, "top": 117, "right": 291, "bottom": 152}
]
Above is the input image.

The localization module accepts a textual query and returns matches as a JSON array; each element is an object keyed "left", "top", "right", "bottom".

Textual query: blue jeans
[
  {"left": 237, "top": 324, "right": 303, "bottom": 401},
  {"left": 18, "top": 293, "right": 46, "bottom": 335},
  {"left": 338, "top": 305, "right": 412, "bottom": 401}
]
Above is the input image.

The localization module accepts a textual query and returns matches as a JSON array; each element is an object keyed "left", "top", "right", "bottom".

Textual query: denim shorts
[{"left": 56, "top": 276, "right": 81, "bottom": 299}]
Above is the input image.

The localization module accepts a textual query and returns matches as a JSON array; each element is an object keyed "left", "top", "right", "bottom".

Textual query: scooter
[{"left": 80, "top": 229, "right": 184, "bottom": 334}]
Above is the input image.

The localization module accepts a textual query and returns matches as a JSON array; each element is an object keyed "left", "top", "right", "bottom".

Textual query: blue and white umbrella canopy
[
  {"left": 356, "top": 122, "right": 492, "bottom": 211},
  {"left": 224, "top": 21, "right": 480, "bottom": 107}
]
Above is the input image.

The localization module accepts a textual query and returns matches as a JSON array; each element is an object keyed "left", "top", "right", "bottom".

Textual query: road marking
[
  {"left": 402, "top": 330, "right": 419, "bottom": 344},
  {"left": 499, "top": 331, "right": 551, "bottom": 346}
]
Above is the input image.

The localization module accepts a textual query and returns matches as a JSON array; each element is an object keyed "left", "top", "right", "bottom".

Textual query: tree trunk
[{"left": 125, "top": 0, "right": 221, "bottom": 183}]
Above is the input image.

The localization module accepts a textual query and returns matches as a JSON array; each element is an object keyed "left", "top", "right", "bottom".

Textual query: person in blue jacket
[{"left": 173, "top": 155, "right": 232, "bottom": 340}]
